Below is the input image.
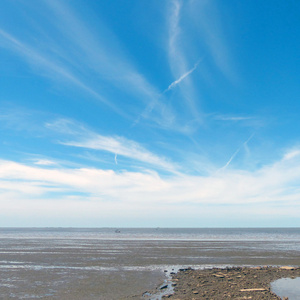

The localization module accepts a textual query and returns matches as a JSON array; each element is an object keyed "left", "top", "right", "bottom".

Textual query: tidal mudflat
[{"left": 0, "top": 228, "right": 300, "bottom": 299}]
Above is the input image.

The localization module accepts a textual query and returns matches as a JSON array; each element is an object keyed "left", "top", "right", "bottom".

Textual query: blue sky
[{"left": 1, "top": 0, "right": 300, "bottom": 227}]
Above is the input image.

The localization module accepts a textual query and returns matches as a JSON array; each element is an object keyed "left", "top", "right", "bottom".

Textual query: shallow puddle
[{"left": 271, "top": 277, "right": 300, "bottom": 300}]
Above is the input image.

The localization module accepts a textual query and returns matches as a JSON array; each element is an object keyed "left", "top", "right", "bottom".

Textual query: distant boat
[{"left": 115, "top": 229, "right": 121, "bottom": 233}]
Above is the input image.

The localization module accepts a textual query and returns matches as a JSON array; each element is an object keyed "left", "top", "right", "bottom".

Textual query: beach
[
  {"left": 0, "top": 228, "right": 300, "bottom": 299},
  {"left": 148, "top": 266, "right": 300, "bottom": 299}
]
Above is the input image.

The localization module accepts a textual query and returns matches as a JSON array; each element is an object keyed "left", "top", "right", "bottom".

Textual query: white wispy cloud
[
  {"left": 42, "top": 0, "right": 177, "bottom": 128},
  {"left": 168, "top": 0, "right": 182, "bottom": 59},
  {"left": 214, "top": 115, "right": 253, "bottom": 121},
  {"left": 283, "top": 149, "right": 300, "bottom": 161},
  {"left": 188, "top": 0, "right": 237, "bottom": 83},
  {"left": 63, "top": 135, "right": 177, "bottom": 174},
  {"left": 0, "top": 1, "right": 177, "bottom": 128},
  {"left": 33, "top": 159, "right": 57, "bottom": 166},
  {"left": 46, "top": 119, "right": 178, "bottom": 174},
  {"left": 1, "top": 147, "right": 298, "bottom": 205},
  {"left": 167, "top": 0, "right": 201, "bottom": 120},
  {"left": 0, "top": 29, "right": 124, "bottom": 114},
  {"left": 212, "top": 114, "right": 263, "bottom": 130},
  {"left": 1, "top": 148, "right": 300, "bottom": 226}
]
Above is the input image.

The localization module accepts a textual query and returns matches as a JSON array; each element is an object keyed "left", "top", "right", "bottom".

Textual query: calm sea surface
[{"left": 0, "top": 228, "right": 299, "bottom": 299}]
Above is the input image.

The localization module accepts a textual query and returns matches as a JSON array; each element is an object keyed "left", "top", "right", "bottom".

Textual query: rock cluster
[{"left": 163, "top": 266, "right": 300, "bottom": 299}]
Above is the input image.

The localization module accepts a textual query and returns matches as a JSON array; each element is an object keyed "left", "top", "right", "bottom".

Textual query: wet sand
[
  {"left": 1, "top": 228, "right": 300, "bottom": 299},
  {"left": 150, "top": 266, "right": 300, "bottom": 299}
]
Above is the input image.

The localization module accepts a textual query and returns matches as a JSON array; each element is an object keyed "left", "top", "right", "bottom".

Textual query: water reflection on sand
[{"left": 271, "top": 277, "right": 300, "bottom": 300}]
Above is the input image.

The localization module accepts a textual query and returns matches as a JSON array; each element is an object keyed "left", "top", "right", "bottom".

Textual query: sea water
[
  {"left": 0, "top": 227, "right": 299, "bottom": 299},
  {"left": 271, "top": 277, "right": 300, "bottom": 300}
]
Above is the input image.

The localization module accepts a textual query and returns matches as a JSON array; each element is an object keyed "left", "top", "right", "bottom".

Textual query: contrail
[
  {"left": 132, "top": 59, "right": 201, "bottom": 127},
  {"left": 221, "top": 133, "right": 255, "bottom": 170},
  {"left": 114, "top": 154, "right": 118, "bottom": 165},
  {"left": 222, "top": 148, "right": 240, "bottom": 170},
  {"left": 164, "top": 59, "right": 201, "bottom": 92}
]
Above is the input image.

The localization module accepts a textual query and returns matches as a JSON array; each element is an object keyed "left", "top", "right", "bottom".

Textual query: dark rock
[
  {"left": 164, "top": 266, "right": 300, "bottom": 300},
  {"left": 160, "top": 285, "right": 168, "bottom": 290}
]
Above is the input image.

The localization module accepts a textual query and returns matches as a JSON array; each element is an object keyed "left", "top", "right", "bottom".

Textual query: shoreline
[{"left": 145, "top": 266, "right": 300, "bottom": 299}]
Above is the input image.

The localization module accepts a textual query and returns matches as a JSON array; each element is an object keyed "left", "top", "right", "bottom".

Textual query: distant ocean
[{"left": 0, "top": 228, "right": 300, "bottom": 299}]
